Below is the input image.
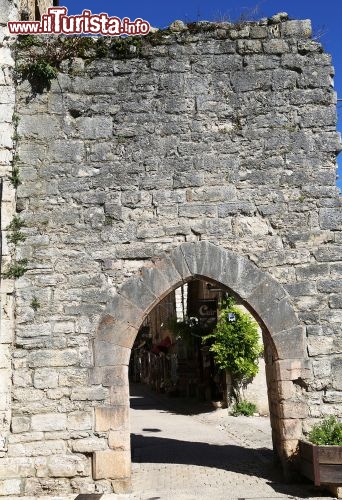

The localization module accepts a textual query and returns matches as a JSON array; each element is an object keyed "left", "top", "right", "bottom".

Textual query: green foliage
[
  {"left": 96, "top": 38, "right": 109, "bottom": 58},
  {"left": 111, "top": 37, "right": 143, "bottom": 59},
  {"left": 17, "top": 35, "right": 144, "bottom": 93},
  {"left": 17, "top": 35, "right": 43, "bottom": 49},
  {"left": 231, "top": 400, "right": 257, "bottom": 416},
  {"left": 186, "top": 22, "right": 217, "bottom": 34},
  {"left": 145, "top": 28, "right": 172, "bottom": 46},
  {"left": 7, "top": 215, "right": 24, "bottom": 231},
  {"left": 8, "top": 165, "right": 21, "bottom": 187},
  {"left": 7, "top": 230, "right": 26, "bottom": 244},
  {"left": 202, "top": 296, "right": 263, "bottom": 383},
  {"left": 20, "top": 59, "right": 58, "bottom": 92},
  {"left": 308, "top": 416, "right": 342, "bottom": 446},
  {"left": 30, "top": 297, "right": 41, "bottom": 311},
  {"left": 2, "top": 259, "right": 28, "bottom": 279},
  {"left": 12, "top": 113, "right": 20, "bottom": 126}
]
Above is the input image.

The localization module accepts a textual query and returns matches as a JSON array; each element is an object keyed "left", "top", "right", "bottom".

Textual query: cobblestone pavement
[{"left": 129, "top": 384, "right": 334, "bottom": 500}]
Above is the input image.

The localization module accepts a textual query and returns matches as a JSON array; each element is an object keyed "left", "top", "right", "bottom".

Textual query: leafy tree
[{"left": 202, "top": 296, "right": 263, "bottom": 405}]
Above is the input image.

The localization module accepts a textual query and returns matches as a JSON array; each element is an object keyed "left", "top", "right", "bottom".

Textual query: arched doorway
[{"left": 90, "top": 241, "right": 310, "bottom": 487}]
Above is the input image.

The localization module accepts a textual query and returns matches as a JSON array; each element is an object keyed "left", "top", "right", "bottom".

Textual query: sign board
[{"left": 197, "top": 299, "right": 217, "bottom": 330}]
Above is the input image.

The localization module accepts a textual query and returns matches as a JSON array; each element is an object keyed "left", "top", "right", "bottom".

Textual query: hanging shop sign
[{"left": 197, "top": 299, "right": 217, "bottom": 330}]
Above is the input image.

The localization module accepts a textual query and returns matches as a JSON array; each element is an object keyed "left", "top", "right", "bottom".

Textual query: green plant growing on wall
[
  {"left": 2, "top": 259, "right": 28, "bottom": 279},
  {"left": 30, "top": 297, "right": 41, "bottom": 311},
  {"left": 202, "top": 296, "right": 263, "bottom": 406},
  {"left": 8, "top": 164, "right": 21, "bottom": 188},
  {"left": 7, "top": 215, "right": 26, "bottom": 244},
  {"left": 20, "top": 59, "right": 58, "bottom": 93},
  {"left": 16, "top": 34, "right": 143, "bottom": 95},
  {"left": 7, "top": 230, "right": 26, "bottom": 244}
]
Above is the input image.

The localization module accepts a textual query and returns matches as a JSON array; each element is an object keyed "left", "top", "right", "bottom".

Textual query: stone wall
[
  {"left": 0, "top": 0, "right": 19, "bottom": 495},
  {"left": 0, "top": 10, "right": 342, "bottom": 496}
]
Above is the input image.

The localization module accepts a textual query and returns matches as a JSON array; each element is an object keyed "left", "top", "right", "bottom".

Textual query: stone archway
[{"left": 90, "top": 241, "right": 311, "bottom": 487}]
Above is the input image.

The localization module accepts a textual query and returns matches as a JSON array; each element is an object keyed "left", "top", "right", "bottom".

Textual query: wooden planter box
[{"left": 299, "top": 440, "right": 342, "bottom": 486}]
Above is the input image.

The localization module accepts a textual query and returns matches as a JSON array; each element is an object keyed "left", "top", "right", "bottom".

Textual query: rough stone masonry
[{"left": 0, "top": 4, "right": 342, "bottom": 496}]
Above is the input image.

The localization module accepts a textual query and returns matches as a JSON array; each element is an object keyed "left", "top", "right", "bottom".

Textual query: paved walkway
[
  {"left": 7, "top": 385, "right": 335, "bottom": 500},
  {"left": 129, "top": 383, "right": 334, "bottom": 500}
]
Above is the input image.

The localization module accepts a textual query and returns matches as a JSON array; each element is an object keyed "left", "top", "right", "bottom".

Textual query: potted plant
[{"left": 299, "top": 416, "right": 342, "bottom": 487}]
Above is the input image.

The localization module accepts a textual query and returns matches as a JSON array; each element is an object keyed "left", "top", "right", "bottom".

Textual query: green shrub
[
  {"left": 2, "top": 259, "right": 28, "bottom": 279},
  {"left": 231, "top": 400, "right": 257, "bottom": 417},
  {"left": 308, "top": 416, "right": 342, "bottom": 446},
  {"left": 202, "top": 296, "right": 263, "bottom": 381}
]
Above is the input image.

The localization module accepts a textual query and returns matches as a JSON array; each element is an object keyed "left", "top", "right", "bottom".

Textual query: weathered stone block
[
  {"left": 295, "top": 263, "right": 330, "bottom": 280},
  {"left": 320, "top": 208, "right": 342, "bottom": 230},
  {"left": 279, "top": 419, "right": 303, "bottom": 439},
  {"left": 95, "top": 406, "right": 129, "bottom": 432},
  {"left": 231, "top": 70, "right": 271, "bottom": 92},
  {"left": 277, "top": 381, "right": 296, "bottom": 401},
  {"left": 329, "top": 294, "right": 342, "bottom": 309},
  {"left": 11, "top": 416, "right": 30, "bottom": 434},
  {"left": 117, "top": 277, "right": 158, "bottom": 315},
  {"left": 106, "top": 294, "right": 144, "bottom": 330},
  {"left": 263, "top": 39, "right": 289, "bottom": 54},
  {"left": 18, "top": 115, "right": 60, "bottom": 140},
  {"left": 307, "top": 336, "right": 334, "bottom": 356},
  {"left": 108, "top": 429, "right": 130, "bottom": 451},
  {"left": 332, "top": 357, "right": 342, "bottom": 390},
  {"left": 93, "top": 341, "right": 131, "bottom": 367},
  {"left": 173, "top": 171, "right": 204, "bottom": 188},
  {"left": 275, "top": 359, "right": 312, "bottom": 382},
  {"left": 71, "top": 437, "right": 107, "bottom": 453},
  {"left": 23, "top": 477, "right": 72, "bottom": 495},
  {"left": 96, "top": 316, "right": 137, "bottom": 349},
  {"left": 0, "top": 478, "right": 21, "bottom": 496},
  {"left": 31, "top": 413, "right": 67, "bottom": 432},
  {"left": 93, "top": 450, "right": 130, "bottom": 480},
  {"left": 280, "top": 401, "right": 309, "bottom": 419},
  {"left": 67, "top": 411, "right": 93, "bottom": 431},
  {"left": 8, "top": 439, "right": 67, "bottom": 457},
  {"left": 110, "top": 385, "right": 130, "bottom": 406},
  {"left": 89, "top": 365, "right": 128, "bottom": 387},
  {"left": 179, "top": 204, "right": 217, "bottom": 218},
  {"left": 281, "top": 20, "right": 312, "bottom": 38},
  {"left": 33, "top": 368, "right": 58, "bottom": 389},
  {"left": 272, "top": 326, "right": 305, "bottom": 360},
  {"left": 112, "top": 478, "right": 132, "bottom": 494},
  {"left": 139, "top": 266, "right": 175, "bottom": 303},
  {"left": 70, "top": 386, "right": 108, "bottom": 401},
  {"left": 47, "top": 454, "right": 90, "bottom": 477},
  {"left": 75, "top": 116, "right": 113, "bottom": 139},
  {"left": 237, "top": 40, "right": 262, "bottom": 54},
  {"left": 323, "top": 391, "right": 342, "bottom": 404},
  {"left": 28, "top": 349, "right": 78, "bottom": 368}
]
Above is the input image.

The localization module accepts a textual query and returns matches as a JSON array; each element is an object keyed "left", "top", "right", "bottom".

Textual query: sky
[{"left": 64, "top": 0, "right": 342, "bottom": 191}]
